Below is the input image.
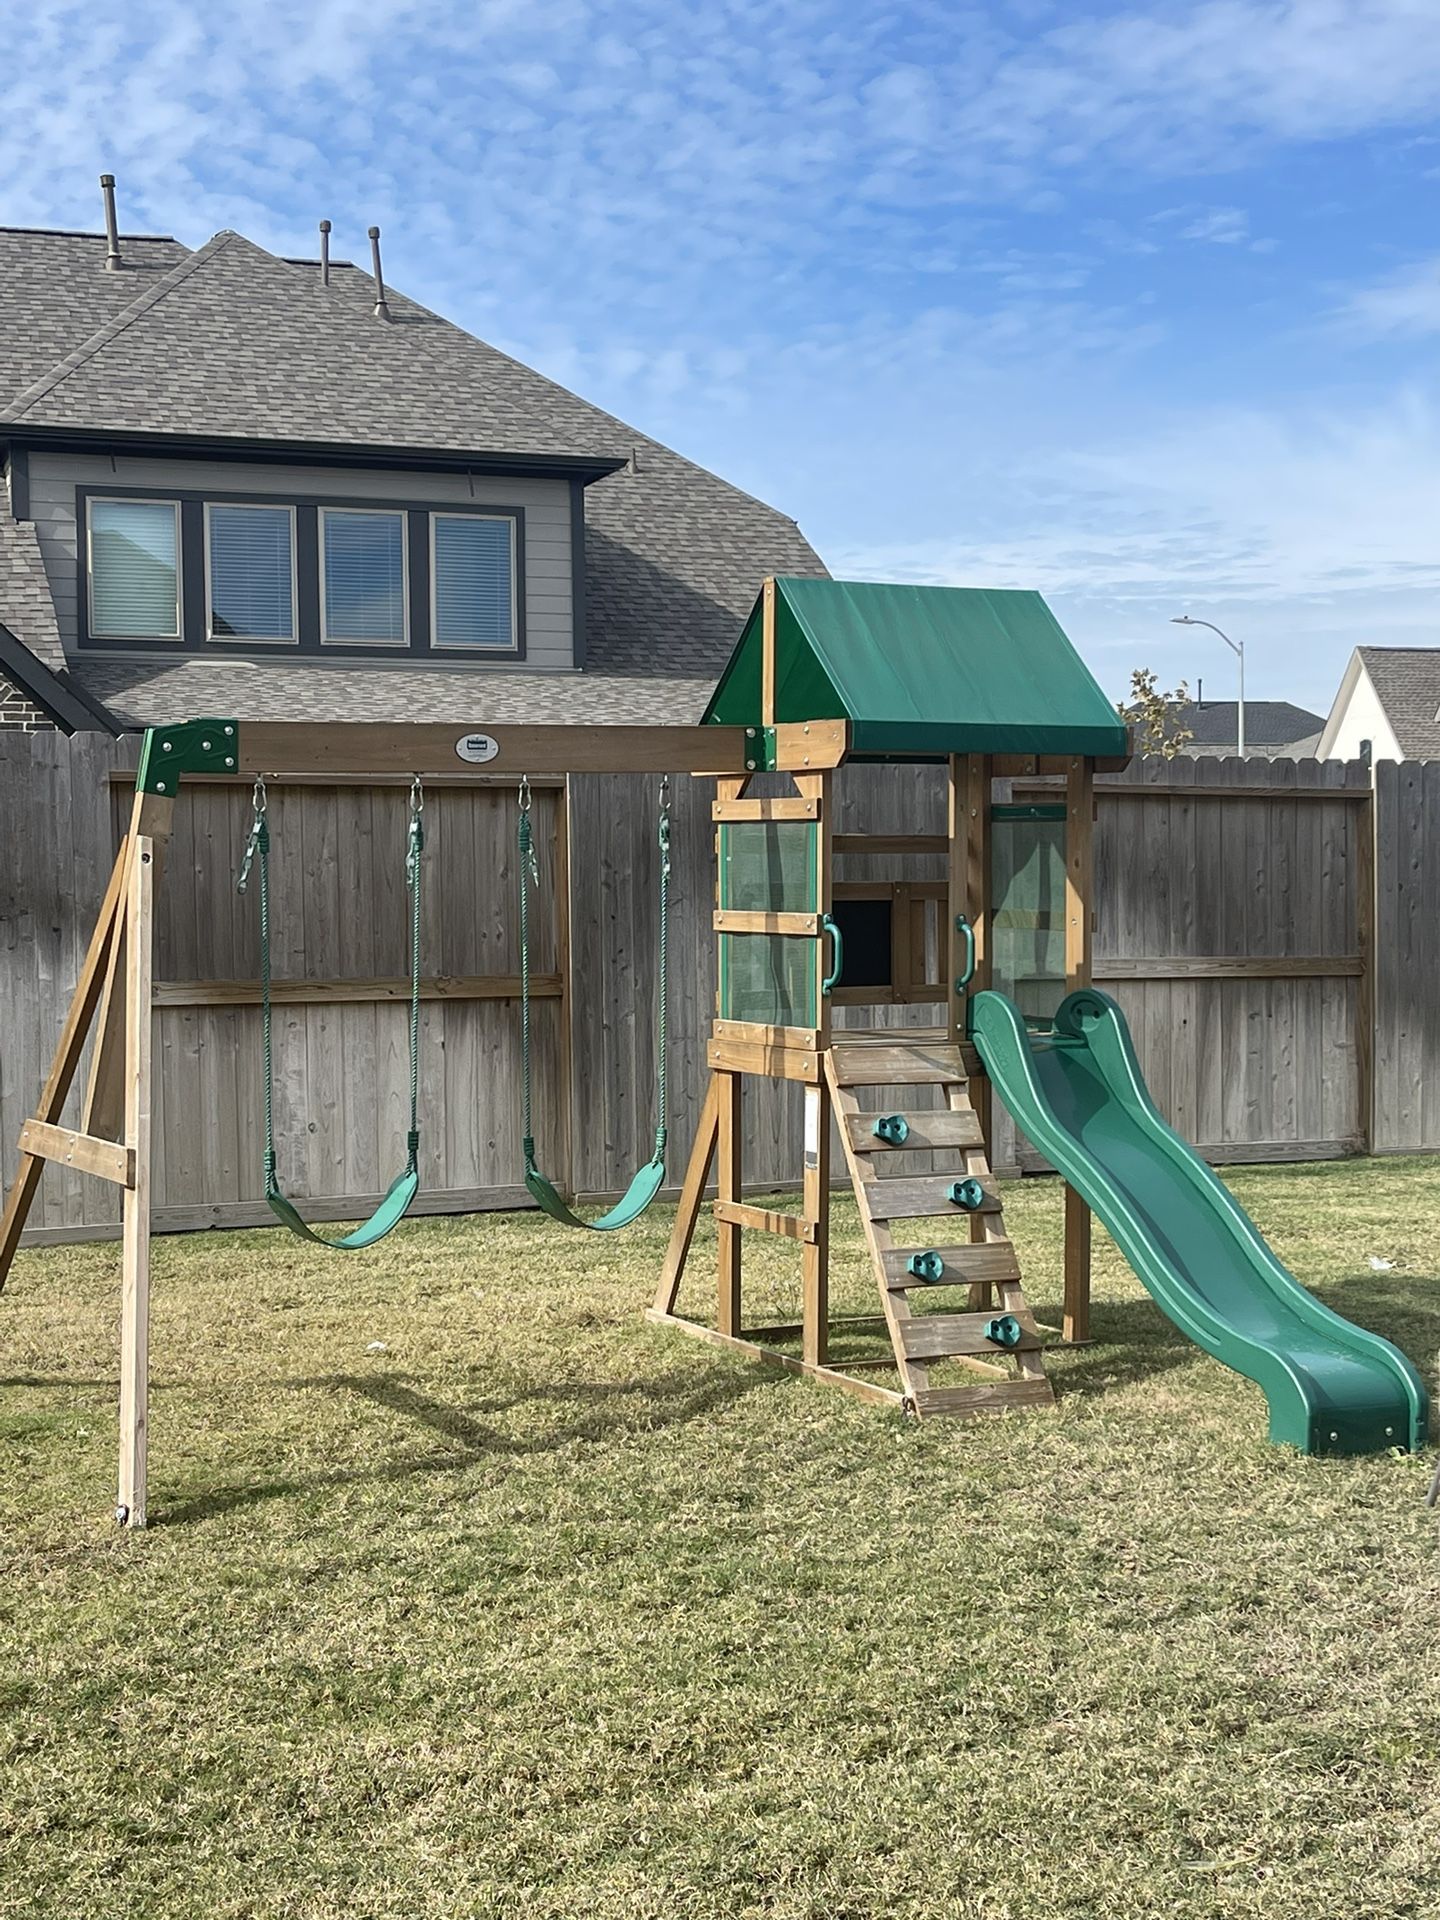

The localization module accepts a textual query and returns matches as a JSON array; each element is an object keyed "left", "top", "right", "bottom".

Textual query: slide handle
[
  {"left": 821, "top": 914, "right": 844, "bottom": 996},
  {"left": 954, "top": 913, "right": 976, "bottom": 992}
]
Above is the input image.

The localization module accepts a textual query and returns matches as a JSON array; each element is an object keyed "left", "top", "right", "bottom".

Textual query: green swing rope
[
  {"left": 237, "top": 776, "right": 425, "bottom": 1250},
  {"left": 518, "top": 774, "right": 669, "bottom": 1230}
]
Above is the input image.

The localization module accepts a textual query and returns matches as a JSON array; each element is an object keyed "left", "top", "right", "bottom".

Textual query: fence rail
[{"left": 0, "top": 735, "right": 1428, "bottom": 1245}]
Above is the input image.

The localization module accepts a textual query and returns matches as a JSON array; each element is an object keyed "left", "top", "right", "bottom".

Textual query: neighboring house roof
[
  {"left": 1343, "top": 648, "right": 1440, "bottom": 760},
  {"left": 0, "top": 222, "right": 826, "bottom": 727},
  {"left": 705, "top": 579, "right": 1130, "bottom": 758},
  {"left": 1175, "top": 698, "right": 1324, "bottom": 752}
]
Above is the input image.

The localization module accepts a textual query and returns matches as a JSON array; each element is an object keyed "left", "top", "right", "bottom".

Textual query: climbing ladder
[{"left": 826, "top": 1034, "right": 1054, "bottom": 1420}]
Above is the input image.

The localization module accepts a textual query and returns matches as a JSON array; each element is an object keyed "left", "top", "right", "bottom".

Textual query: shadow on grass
[
  {"left": 1311, "top": 1272, "right": 1440, "bottom": 1373},
  {"left": 157, "top": 1364, "right": 774, "bottom": 1529}
]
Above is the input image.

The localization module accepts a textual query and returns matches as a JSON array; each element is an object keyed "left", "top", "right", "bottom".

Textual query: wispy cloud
[{"left": 1336, "top": 256, "right": 1440, "bottom": 339}]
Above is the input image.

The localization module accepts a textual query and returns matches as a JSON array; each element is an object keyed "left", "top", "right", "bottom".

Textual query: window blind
[
  {"left": 432, "top": 515, "right": 514, "bottom": 649},
  {"left": 207, "top": 505, "right": 294, "bottom": 640},
  {"left": 89, "top": 499, "right": 180, "bottom": 638},
  {"left": 322, "top": 510, "right": 406, "bottom": 644}
]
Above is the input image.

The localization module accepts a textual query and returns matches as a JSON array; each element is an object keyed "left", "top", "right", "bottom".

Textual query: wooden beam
[
  {"left": 230, "top": 720, "right": 847, "bottom": 781},
  {"left": 802, "top": 1080, "right": 831, "bottom": 1367},
  {"left": 834, "top": 833, "right": 948, "bottom": 857},
  {"left": 712, "top": 910, "right": 822, "bottom": 936},
  {"left": 1063, "top": 756, "right": 1094, "bottom": 1345},
  {"left": 17, "top": 1121, "right": 134, "bottom": 1188},
  {"left": 0, "top": 835, "right": 130, "bottom": 1288},
  {"left": 1095, "top": 955, "right": 1362, "bottom": 981},
  {"left": 707, "top": 1038, "right": 823, "bottom": 1083},
  {"left": 652, "top": 1075, "right": 721, "bottom": 1315},
  {"left": 643, "top": 1310, "right": 905, "bottom": 1411},
  {"left": 761, "top": 576, "right": 777, "bottom": 725},
  {"left": 713, "top": 1199, "right": 816, "bottom": 1243},
  {"left": 150, "top": 973, "right": 563, "bottom": 1008},
  {"left": 712, "top": 797, "right": 819, "bottom": 821},
  {"left": 237, "top": 722, "right": 757, "bottom": 779},
  {"left": 117, "top": 834, "right": 156, "bottom": 1529},
  {"left": 717, "top": 1072, "right": 743, "bottom": 1337}
]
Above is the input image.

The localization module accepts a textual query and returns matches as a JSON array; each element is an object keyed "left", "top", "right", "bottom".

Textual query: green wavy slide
[{"left": 970, "top": 988, "right": 1429, "bottom": 1457}]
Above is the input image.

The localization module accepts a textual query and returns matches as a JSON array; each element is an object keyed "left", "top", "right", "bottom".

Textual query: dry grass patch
[{"left": 3, "top": 1159, "right": 1439, "bottom": 1918}]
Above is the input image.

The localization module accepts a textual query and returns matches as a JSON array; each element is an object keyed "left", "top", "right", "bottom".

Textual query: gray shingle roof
[
  {"left": 70, "top": 658, "right": 718, "bottom": 728},
  {"left": 0, "top": 228, "right": 189, "bottom": 399},
  {"left": 0, "top": 224, "right": 826, "bottom": 721},
  {"left": 1176, "top": 698, "right": 1323, "bottom": 750},
  {"left": 0, "top": 513, "right": 63, "bottom": 669},
  {"left": 1357, "top": 647, "right": 1440, "bottom": 759}
]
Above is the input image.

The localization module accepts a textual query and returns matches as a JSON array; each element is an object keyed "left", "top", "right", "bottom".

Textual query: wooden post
[
  {"left": 716, "top": 1071, "right": 743, "bottom": 1335},
  {"left": 652, "top": 1075, "right": 721, "bottom": 1315},
  {"left": 951, "top": 756, "right": 994, "bottom": 1306},
  {"left": 761, "top": 578, "right": 777, "bottom": 726},
  {"left": 554, "top": 779, "right": 576, "bottom": 1199},
  {"left": 801, "top": 1079, "right": 831, "bottom": 1367},
  {"left": 1063, "top": 756, "right": 1095, "bottom": 1344},
  {"left": 1356, "top": 784, "right": 1375, "bottom": 1153},
  {"left": 0, "top": 836, "right": 131, "bottom": 1285},
  {"left": 117, "top": 834, "right": 156, "bottom": 1528}
]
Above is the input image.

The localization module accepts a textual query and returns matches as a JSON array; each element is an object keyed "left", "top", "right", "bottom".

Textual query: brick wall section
[{"left": 0, "top": 676, "right": 54, "bottom": 729}]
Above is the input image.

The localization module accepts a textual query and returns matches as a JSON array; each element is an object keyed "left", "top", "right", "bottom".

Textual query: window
[
  {"left": 205, "top": 504, "right": 296, "bottom": 642},
  {"left": 88, "top": 498, "right": 180, "bottom": 639},
  {"left": 321, "top": 508, "right": 407, "bottom": 645},
  {"left": 431, "top": 513, "right": 516, "bottom": 650}
]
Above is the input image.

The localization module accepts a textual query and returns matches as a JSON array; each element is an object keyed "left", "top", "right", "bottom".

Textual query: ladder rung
[
  {"left": 881, "top": 1244, "right": 1020, "bottom": 1289},
  {"left": 860, "top": 1175, "right": 1001, "bottom": 1221},
  {"left": 712, "top": 1200, "right": 816, "bottom": 1244},
  {"left": 910, "top": 1378, "right": 1055, "bottom": 1418},
  {"left": 843, "top": 1111, "right": 982, "bottom": 1153},
  {"left": 827, "top": 1042, "right": 970, "bottom": 1087},
  {"left": 898, "top": 1312, "right": 1042, "bottom": 1360}
]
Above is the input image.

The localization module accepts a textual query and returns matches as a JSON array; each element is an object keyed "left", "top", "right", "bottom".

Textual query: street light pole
[{"left": 1171, "top": 615, "right": 1245, "bottom": 756}]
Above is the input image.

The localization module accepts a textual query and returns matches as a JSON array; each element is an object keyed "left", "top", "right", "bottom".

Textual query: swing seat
[
  {"left": 265, "top": 1165, "right": 420, "bottom": 1251},
  {"left": 524, "top": 1151, "right": 665, "bottom": 1232}
]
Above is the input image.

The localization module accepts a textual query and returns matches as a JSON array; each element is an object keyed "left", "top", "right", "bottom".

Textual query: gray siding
[{"left": 26, "top": 451, "right": 574, "bottom": 669}]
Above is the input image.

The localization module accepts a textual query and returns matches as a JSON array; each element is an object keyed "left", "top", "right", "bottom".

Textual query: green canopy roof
[{"left": 703, "top": 578, "right": 1130, "bottom": 759}]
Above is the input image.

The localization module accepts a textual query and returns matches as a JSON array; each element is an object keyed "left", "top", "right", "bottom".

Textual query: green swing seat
[
  {"left": 517, "top": 779, "right": 670, "bottom": 1232},
  {"left": 238, "top": 778, "right": 426, "bottom": 1251}
]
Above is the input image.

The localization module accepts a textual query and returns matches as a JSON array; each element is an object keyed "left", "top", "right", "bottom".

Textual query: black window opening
[
  {"left": 77, "top": 487, "right": 527, "bottom": 661},
  {"left": 830, "top": 897, "right": 894, "bottom": 992}
]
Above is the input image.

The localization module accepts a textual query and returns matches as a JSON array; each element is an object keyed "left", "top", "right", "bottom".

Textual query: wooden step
[
  {"left": 828, "top": 1040, "right": 969, "bottom": 1088},
  {"left": 842, "top": 1110, "right": 983, "bottom": 1153},
  {"left": 910, "top": 1377, "right": 1055, "bottom": 1419},
  {"left": 898, "top": 1311, "right": 1042, "bottom": 1360},
  {"left": 859, "top": 1174, "right": 1001, "bottom": 1221},
  {"left": 881, "top": 1242, "right": 1021, "bottom": 1290}
]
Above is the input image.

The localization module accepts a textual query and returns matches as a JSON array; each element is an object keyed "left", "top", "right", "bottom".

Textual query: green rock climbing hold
[
  {"left": 873, "top": 1114, "right": 909, "bottom": 1146},
  {"left": 947, "top": 1177, "right": 985, "bottom": 1211},
  {"left": 906, "top": 1250, "right": 945, "bottom": 1284}
]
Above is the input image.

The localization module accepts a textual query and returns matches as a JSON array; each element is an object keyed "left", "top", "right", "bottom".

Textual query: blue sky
[{"left": 4, "top": 0, "right": 1438, "bottom": 712}]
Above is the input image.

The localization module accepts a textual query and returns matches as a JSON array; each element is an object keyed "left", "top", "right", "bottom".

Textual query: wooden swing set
[{"left": 0, "top": 577, "right": 1130, "bottom": 1526}]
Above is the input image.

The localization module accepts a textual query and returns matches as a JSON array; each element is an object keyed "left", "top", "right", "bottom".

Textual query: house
[
  {"left": 0, "top": 185, "right": 825, "bottom": 734},
  {"left": 1172, "top": 696, "right": 1325, "bottom": 759},
  {"left": 1315, "top": 647, "right": 1440, "bottom": 763}
]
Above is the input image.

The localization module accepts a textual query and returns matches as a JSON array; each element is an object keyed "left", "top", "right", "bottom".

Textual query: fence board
[{"left": 0, "top": 736, "right": 1431, "bottom": 1243}]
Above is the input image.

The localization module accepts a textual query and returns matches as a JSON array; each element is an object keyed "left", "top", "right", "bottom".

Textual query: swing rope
[
  {"left": 238, "top": 775, "right": 426, "bottom": 1250},
  {"left": 518, "top": 774, "right": 670, "bottom": 1231}
]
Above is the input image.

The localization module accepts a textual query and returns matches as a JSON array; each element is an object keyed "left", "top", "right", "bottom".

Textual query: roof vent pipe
[
  {"left": 319, "top": 219, "right": 332, "bottom": 286},
  {"left": 368, "top": 225, "right": 391, "bottom": 321},
  {"left": 100, "top": 174, "right": 122, "bottom": 271}
]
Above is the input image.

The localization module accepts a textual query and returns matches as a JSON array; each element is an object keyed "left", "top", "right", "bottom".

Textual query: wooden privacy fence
[{"left": 0, "top": 732, "right": 1428, "bottom": 1246}]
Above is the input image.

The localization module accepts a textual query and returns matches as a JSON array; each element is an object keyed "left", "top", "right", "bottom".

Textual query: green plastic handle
[
  {"left": 954, "top": 913, "right": 976, "bottom": 992},
  {"left": 821, "top": 913, "right": 844, "bottom": 996}
]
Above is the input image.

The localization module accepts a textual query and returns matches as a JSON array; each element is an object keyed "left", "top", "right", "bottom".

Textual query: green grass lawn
[{"left": 3, "top": 1160, "right": 1439, "bottom": 1919}]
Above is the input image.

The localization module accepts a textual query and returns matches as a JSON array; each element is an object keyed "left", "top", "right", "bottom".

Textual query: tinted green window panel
[
  {"left": 718, "top": 821, "right": 818, "bottom": 913},
  {"left": 992, "top": 816, "right": 1068, "bottom": 1025},
  {"left": 719, "top": 934, "right": 817, "bottom": 1029}
]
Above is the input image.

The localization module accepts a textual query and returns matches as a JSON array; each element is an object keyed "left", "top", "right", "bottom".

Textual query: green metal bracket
[
  {"left": 135, "top": 719, "right": 241, "bottom": 796},
  {"left": 742, "top": 726, "right": 778, "bottom": 773}
]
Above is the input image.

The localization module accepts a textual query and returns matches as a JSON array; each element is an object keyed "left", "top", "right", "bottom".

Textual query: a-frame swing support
[{"left": 0, "top": 716, "right": 847, "bottom": 1527}]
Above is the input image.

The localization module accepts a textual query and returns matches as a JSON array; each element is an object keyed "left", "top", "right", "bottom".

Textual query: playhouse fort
[{"left": 0, "top": 579, "right": 1427, "bottom": 1525}]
